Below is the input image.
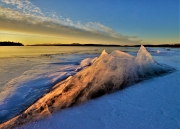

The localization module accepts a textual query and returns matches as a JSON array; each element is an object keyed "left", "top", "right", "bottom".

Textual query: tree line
[{"left": 0, "top": 41, "right": 24, "bottom": 46}]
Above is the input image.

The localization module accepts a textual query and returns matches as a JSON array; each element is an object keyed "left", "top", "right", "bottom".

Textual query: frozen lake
[{"left": 0, "top": 46, "right": 179, "bottom": 129}]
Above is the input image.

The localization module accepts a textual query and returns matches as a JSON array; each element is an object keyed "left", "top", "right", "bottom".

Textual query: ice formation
[{"left": 0, "top": 46, "right": 174, "bottom": 129}]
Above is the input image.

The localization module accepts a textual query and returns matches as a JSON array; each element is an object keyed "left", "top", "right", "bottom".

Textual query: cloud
[
  {"left": 1, "top": 0, "right": 44, "bottom": 16},
  {"left": 0, "top": 0, "right": 142, "bottom": 45}
]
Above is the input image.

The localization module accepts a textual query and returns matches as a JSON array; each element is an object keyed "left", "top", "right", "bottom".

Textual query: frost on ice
[{"left": 0, "top": 46, "right": 174, "bottom": 129}]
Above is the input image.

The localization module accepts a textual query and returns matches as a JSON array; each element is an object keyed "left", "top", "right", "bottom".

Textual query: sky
[{"left": 0, "top": 0, "right": 179, "bottom": 45}]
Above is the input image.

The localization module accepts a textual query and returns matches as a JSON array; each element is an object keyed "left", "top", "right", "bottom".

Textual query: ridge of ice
[
  {"left": 0, "top": 46, "right": 174, "bottom": 129},
  {"left": 110, "top": 50, "right": 134, "bottom": 58},
  {"left": 100, "top": 50, "right": 108, "bottom": 56},
  {"left": 136, "top": 45, "right": 154, "bottom": 63}
]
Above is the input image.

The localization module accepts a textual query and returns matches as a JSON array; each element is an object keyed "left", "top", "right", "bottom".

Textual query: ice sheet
[
  {"left": 0, "top": 46, "right": 177, "bottom": 129},
  {"left": 20, "top": 47, "right": 180, "bottom": 129}
]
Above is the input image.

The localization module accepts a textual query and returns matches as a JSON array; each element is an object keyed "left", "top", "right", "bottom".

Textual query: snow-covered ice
[
  {"left": 0, "top": 46, "right": 178, "bottom": 129},
  {"left": 21, "top": 71, "right": 180, "bottom": 129},
  {"left": 0, "top": 52, "right": 97, "bottom": 123}
]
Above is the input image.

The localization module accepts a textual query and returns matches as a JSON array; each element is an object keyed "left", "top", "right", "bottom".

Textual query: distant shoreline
[
  {"left": 1, "top": 42, "right": 179, "bottom": 47},
  {"left": 27, "top": 43, "right": 180, "bottom": 48}
]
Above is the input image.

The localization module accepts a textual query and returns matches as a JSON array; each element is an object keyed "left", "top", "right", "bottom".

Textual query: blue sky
[{"left": 0, "top": 0, "right": 179, "bottom": 45}]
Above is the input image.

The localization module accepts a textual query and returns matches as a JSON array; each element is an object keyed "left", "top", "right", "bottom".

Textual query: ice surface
[
  {"left": 21, "top": 70, "right": 180, "bottom": 129},
  {"left": 0, "top": 46, "right": 175, "bottom": 129},
  {"left": 0, "top": 53, "right": 97, "bottom": 123},
  {"left": 0, "top": 65, "right": 76, "bottom": 122}
]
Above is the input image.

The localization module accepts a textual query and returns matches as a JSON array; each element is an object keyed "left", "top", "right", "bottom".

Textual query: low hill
[{"left": 0, "top": 41, "right": 24, "bottom": 46}]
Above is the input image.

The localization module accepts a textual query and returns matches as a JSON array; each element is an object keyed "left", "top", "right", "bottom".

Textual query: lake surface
[
  {"left": 0, "top": 46, "right": 179, "bottom": 129},
  {"left": 0, "top": 46, "right": 140, "bottom": 57}
]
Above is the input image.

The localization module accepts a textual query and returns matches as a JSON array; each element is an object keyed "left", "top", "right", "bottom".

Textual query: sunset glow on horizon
[{"left": 0, "top": 0, "right": 179, "bottom": 45}]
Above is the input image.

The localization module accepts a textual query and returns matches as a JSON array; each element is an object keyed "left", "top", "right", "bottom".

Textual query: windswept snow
[{"left": 0, "top": 46, "right": 175, "bottom": 129}]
